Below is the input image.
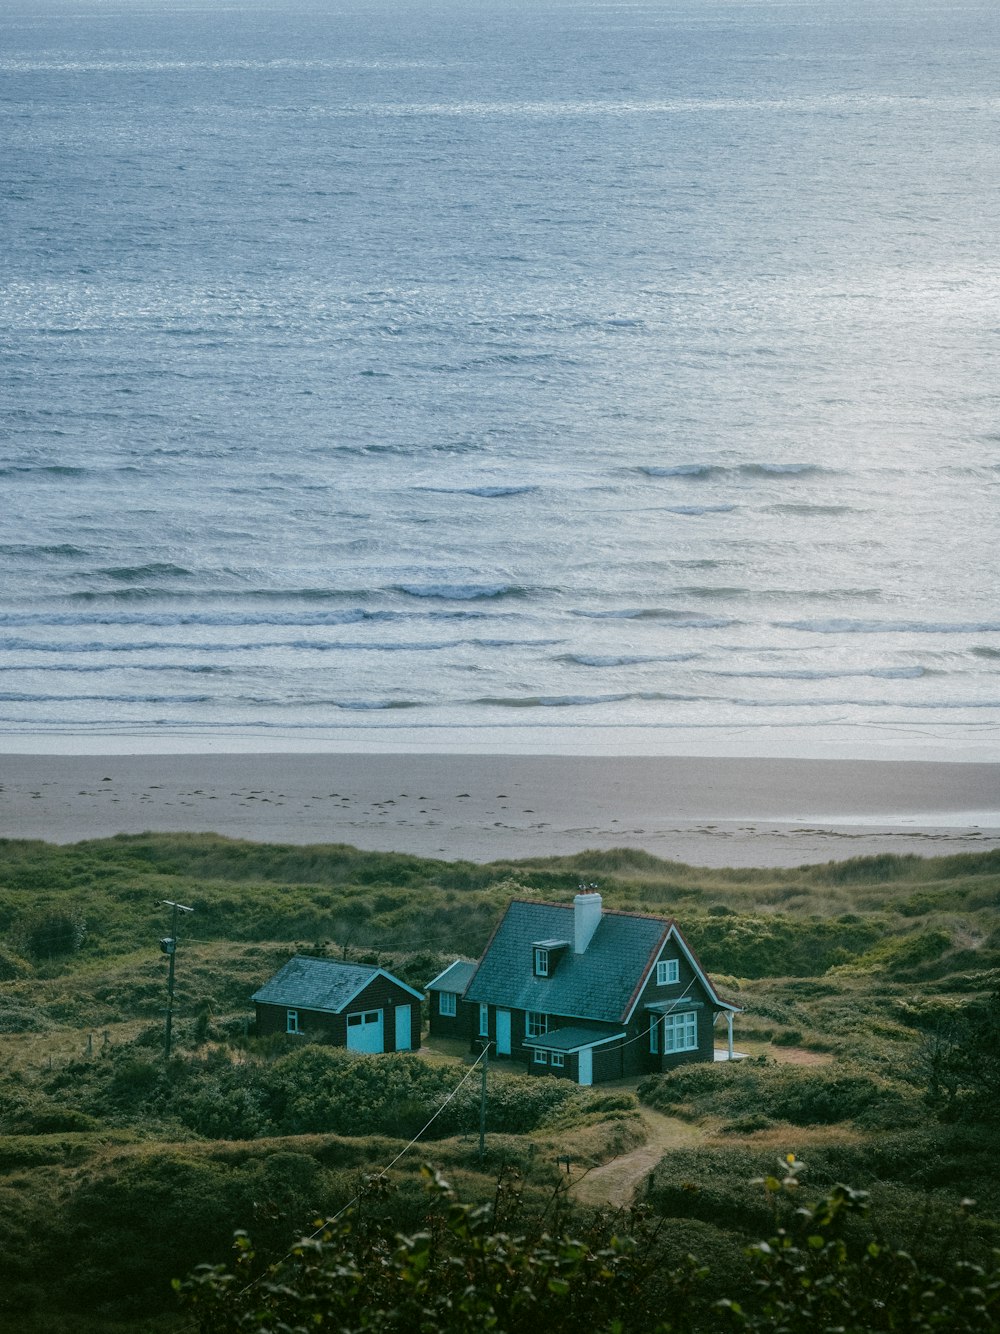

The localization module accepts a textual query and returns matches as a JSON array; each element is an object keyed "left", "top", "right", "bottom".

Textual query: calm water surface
[{"left": 1, "top": 0, "right": 998, "bottom": 755}]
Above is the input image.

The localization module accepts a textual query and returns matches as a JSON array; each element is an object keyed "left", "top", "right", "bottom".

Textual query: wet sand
[{"left": 1, "top": 752, "right": 998, "bottom": 866}]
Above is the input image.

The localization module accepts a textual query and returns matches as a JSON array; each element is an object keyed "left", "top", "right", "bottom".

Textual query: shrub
[{"left": 639, "top": 1060, "right": 908, "bottom": 1128}]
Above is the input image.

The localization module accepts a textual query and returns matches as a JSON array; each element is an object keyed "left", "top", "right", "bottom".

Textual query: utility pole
[
  {"left": 160, "top": 899, "right": 193, "bottom": 1059},
  {"left": 478, "top": 1039, "right": 490, "bottom": 1162}
]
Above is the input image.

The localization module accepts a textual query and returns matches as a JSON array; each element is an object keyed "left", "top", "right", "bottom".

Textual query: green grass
[{"left": 0, "top": 835, "right": 997, "bottom": 1328}]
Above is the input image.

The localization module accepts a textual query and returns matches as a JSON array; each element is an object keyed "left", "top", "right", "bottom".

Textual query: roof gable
[
  {"left": 252, "top": 956, "right": 422, "bottom": 1013},
  {"left": 622, "top": 922, "right": 740, "bottom": 1021},
  {"left": 464, "top": 900, "right": 669, "bottom": 1025}
]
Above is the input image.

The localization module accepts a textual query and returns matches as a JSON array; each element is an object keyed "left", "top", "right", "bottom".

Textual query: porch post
[{"left": 726, "top": 1011, "right": 734, "bottom": 1060}]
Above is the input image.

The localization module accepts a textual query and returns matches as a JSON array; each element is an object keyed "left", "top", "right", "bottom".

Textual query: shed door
[
  {"left": 496, "top": 1008, "right": 511, "bottom": 1056},
  {"left": 346, "top": 1009, "right": 383, "bottom": 1053},
  {"left": 394, "top": 1004, "right": 412, "bottom": 1051},
  {"left": 577, "top": 1048, "right": 593, "bottom": 1086}
]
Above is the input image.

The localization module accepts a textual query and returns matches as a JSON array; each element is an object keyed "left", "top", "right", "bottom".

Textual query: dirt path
[{"left": 569, "top": 1108, "right": 701, "bottom": 1210}]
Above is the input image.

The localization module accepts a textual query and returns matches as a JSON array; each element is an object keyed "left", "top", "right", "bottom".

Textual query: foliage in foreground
[{"left": 178, "top": 1161, "right": 1000, "bottom": 1334}]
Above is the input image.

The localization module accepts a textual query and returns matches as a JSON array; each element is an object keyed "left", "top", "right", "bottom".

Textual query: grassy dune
[{"left": 0, "top": 835, "right": 997, "bottom": 1328}]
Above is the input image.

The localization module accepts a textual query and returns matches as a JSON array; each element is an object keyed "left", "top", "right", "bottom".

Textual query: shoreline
[
  {"left": 1, "top": 751, "right": 998, "bottom": 868},
  {"left": 0, "top": 723, "right": 997, "bottom": 763}
]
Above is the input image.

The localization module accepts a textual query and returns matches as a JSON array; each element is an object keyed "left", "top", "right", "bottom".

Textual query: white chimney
[{"left": 574, "top": 891, "right": 602, "bottom": 953}]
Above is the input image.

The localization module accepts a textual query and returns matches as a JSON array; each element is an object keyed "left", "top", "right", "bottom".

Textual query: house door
[
  {"left": 394, "top": 1004, "right": 412, "bottom": 1051},
  {"left": 346, "top": 1009, "right": 383, "bottom": 1053},
  {"left": 577, "top": 1048, "right": 593, "bottom": 1086},
  {"left": 495, "top": 1008, "right": 511, "bottom": 1056}
]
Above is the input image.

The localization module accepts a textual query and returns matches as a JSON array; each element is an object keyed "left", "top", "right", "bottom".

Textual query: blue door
[
  {"left": 496, "top": 1008, "right": 511, "bottom": 1056},
  {"left": 346, "top": 1009, "right": 383, "bottom": 1053},
  {"left": 395, "top": 1004, "right": 412, "bottom": 1051}
]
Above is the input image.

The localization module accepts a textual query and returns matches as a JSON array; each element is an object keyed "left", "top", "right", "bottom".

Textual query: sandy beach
[{"left": 1, "top": 752, "right": 998, "bottom": 867}]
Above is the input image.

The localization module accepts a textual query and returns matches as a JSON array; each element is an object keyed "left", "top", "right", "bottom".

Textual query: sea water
[{"left": 1, "top": 0, "right": 998, "bottom": 756}]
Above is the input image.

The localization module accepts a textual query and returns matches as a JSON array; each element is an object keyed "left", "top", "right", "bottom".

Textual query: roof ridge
[{"left": 508, "top": 897, "right": 675, "bottom": 928}]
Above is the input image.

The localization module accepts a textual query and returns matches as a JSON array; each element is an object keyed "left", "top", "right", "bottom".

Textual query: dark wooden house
[
  {"left": 424, "top": 959, "right": 478, "bottom": 1040},
  {"left": 252, "top": 956, "right": 423, "bottom": 1053},
  {"left": 462, "top": 892, "right": 739, "bottom": 1085}
]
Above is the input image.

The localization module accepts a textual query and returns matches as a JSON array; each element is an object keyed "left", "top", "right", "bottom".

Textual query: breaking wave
[{"left": 778, "top": 619, "right": 1000, "bottom": 635}]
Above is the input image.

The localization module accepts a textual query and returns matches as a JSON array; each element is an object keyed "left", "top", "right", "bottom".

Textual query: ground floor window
[
  {"left": 663, "top": 1010, "right": 698, "bottom": 1053},
  {"left": 479, "top": 1002, "right": 489, "bottom": 1037},
  {"left": 533, "top": 1048, "right": 548, "bottom": 1065},
  {"left": 525, "top": 1011, "right": 549, "bottom": 1038},
  {"left": 550, "top": 1051, "right": 565, "bottom": 1069},
  {"left": 439, "top": 991, "right": 457, "bottom": 1017},
  {"left": 286, "top": 1009, "right": 301, "bottom": 1034},
  {"left": 649, "top": 1016, "right": 659, "bottom": 1054}
]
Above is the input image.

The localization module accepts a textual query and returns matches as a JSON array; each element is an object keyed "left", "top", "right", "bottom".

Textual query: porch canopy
[{"left": 522, "top": 1024, "right": 625, "bottom": 1054}]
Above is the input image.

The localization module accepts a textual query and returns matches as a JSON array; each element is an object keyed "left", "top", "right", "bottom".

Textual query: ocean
[{"left": 2, "top": 0, "right": 998, "bottom": 758}]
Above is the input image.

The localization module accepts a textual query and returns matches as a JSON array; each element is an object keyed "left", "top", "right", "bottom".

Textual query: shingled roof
[
  {"left": 252, "top": 956, "right": 421, "bottom": 1013},
  {"left": 425, "top": 959, "right": 477, "bottom": 994},
  {"left": 463, "top": 900, "right": 671, "bottom": 1025}
]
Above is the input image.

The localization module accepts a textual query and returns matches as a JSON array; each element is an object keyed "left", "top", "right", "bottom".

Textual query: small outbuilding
[
  {"left": 252, "top": 955, "right": 423, "bottom": 1054},
  {"left": 424, "top": 959, "right": 478, "bottom": 1040}
]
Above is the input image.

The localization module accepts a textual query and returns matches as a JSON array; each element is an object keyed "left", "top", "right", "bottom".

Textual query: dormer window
[
  {"left": 532, "top": 938, "right": 569, "bottom": 977},
  {"left": 657, "top": 958, "right": 679, "bottom": 986}
]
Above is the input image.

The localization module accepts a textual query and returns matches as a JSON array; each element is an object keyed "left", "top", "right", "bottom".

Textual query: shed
[
  {"left": 252, "top": 955, "right": 423, "bottom": 1053},
  {"left": 424, "top": 959, "right": 478, "bottom": 1040}
]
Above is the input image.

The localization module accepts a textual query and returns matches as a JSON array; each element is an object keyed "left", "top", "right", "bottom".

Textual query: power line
[{"left": 226, "top": 1043, "right": 493, "bottom": 1309}]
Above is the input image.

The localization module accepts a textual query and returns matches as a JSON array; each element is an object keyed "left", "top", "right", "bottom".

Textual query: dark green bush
[{"left": 640, "top": 1060, "right": 906, "bottom": 1128}]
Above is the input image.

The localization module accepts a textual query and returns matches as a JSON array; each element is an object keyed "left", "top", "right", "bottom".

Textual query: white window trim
[
  {"left": 550, "top": 1051, "right": 565, "bottom": 1069},
  {"left": 663, "top": 1010, "right": 698, "bottom": 1053},
  {"left": 533, "top": 947, "right": 549, "bottom": 976},
  {"left": 533, "top": 1048, "right": 548, "bottom": 1064},
  {"left": 526, "top": 1011, "right": 549, "bottom": 1039},
  {"left": 649, "top": 1016, "right": 659, "bottom": 1054},
  {"left": 286, "top": 1009, "right": 301, "bottom": 1034},
  {"left": 479, "top": 1002, "right": 489, "bottom": 1037},
  {"left": 656, "top": 958, "right": 679, "bottom": 985},
  {"left": 439, "top": 990, "right": 457, "bottom": 1017}
]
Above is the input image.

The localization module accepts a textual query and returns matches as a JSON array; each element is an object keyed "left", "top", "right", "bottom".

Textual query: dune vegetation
[{"left": 0, "top": 834, "right": 997, "bottom": 1330}]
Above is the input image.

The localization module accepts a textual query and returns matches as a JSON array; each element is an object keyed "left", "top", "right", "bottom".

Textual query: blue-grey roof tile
[
  {"left": 464, "top": 901, "right": 668, "bottom": 1024},
  {"left": 523, "top": 1025, "right": 625, "bottom": 1052},
  {"left": 425, "top": 960, "right": 476, "bottom": 994},
  {"left": 252, "top": 956, "right": 383, "bottom": 1013}
]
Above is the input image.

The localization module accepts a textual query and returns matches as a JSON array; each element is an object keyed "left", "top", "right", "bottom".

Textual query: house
[
  {"left": 424, "top": 959, "right": 478, "bottom": 1040},
  {"left": 252, "top": 955, "right": 423, "bottom": 1054},
  {"left": 459, "top": 891, "right": 739, "bottom": 1085}
]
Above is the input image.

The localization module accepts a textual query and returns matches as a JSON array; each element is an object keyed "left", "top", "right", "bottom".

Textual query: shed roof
[
  {"left": 425, "top": 959, "right": 477, "bottom": 994},
  {"left": 252, "top": 956, "right": 422, "bottom": 1013},
  {"left": 522, "top": 1025, "right": 626, "bottom": 1053}
]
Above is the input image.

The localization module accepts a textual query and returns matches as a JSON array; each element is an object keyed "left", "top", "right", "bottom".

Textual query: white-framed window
[
  {"left": 656, "top": 958, "right": 679, "bottom": 986},
  {"left": 533, "top": 947, "right": 549, "bottom": 977},
  {"left": 663, "top": 1010, "right": 698, "bottom": 1053},
  {"left": 550, "top": 1051, "right": 565, "bottom": 1069},
  {"left": 286, "top": 1009, "right": 301, "bottom": 1034},
  {"left": 439, "top": 991, "right": 457, "bottom": 1017},
  {"left": 525, "top": 1011, "right": 549, "bottom": 1039},
  {"left": 479, "top": 1002, "right": 489, "bottom": 1037},
  {"left": 649, "top": 1016, "right": 659, "bottom": 1054},
  {"left": 533, "top": 1048, "right": 548, "bottom": 1065}
]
